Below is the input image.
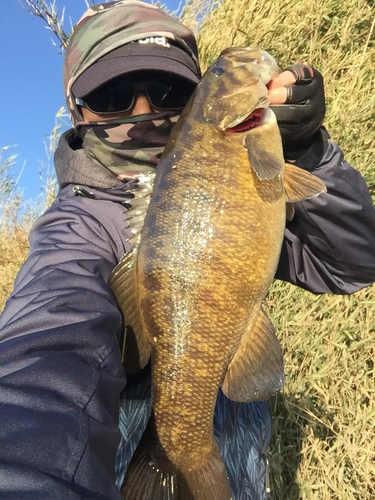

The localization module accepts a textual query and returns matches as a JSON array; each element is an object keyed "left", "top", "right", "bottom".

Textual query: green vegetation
[{"left": 2, "top": 0, "right": 374, "bottom": 498}]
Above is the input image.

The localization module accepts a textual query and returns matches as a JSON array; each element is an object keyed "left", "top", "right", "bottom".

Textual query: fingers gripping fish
[{"left": 109, "top": 46, "right": 326, "bottom": 500}]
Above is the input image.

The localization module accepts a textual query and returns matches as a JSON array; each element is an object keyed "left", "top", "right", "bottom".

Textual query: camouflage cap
[
  {"left": 63, "top": 0, "right": 201, "bottom": 127},
  {"left": 71, "top": 39, "right": 200, "bottom": 99}
]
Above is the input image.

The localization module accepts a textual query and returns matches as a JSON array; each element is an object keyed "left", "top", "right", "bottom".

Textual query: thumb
[{"left": 268, "top": 70, "right": 296, "bottom": 105}]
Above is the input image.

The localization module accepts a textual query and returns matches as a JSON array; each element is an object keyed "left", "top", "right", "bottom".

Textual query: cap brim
[{"left": 72, "top": 43, "right": 200, "bottom": 97}]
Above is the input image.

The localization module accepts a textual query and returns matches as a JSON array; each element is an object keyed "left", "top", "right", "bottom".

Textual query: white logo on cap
[{"left": 138, "top": 36, "right": 171, "bottom": 48}]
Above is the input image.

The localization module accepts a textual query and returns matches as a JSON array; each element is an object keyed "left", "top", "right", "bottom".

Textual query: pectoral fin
[
  {"left": 284, "top": 163, "right": 326, "bottom": 202},
  {"left": 222, "top": 306, "right": 284, "bottom": 402},
  {"left": 245, "top": 133, "right": 284, "bottom": 180},
  {"left": 109, "top": 248, "right": 151, "bottom": 374}
]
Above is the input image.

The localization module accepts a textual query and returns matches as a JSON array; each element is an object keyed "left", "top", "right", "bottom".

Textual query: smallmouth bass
[{"left": 109, "top": 46, "right": 326, "bottom": 499}]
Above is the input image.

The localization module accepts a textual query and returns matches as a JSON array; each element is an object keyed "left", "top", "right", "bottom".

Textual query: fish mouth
[{"left": 226, "top": 107, "right": 268, "bottom": 133}]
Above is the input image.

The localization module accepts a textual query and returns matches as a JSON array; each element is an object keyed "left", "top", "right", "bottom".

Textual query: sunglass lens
[
  {"left": 148, "top": 78, "right": 195, "bottom": 109},
  {"left": 84, "top": 81, "right": 135, "bottom": 113}
]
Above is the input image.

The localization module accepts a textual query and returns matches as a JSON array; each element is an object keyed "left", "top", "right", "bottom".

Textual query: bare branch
[{"left": 23, "top": 0, "right": 72, "bottom": 51}]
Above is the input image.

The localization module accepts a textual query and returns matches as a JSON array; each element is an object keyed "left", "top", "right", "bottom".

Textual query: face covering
[{"left": 76, "top": 111, "right": 180, "bottom": 181}]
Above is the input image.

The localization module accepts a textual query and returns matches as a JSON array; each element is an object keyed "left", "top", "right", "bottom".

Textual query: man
[{"left": 0, "top": 1, "right": 374, "bottom": 499}]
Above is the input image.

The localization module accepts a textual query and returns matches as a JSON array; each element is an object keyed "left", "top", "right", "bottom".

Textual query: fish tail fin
[
  {"left": 121, "top": 416, "right": 232, "bottom": 500},
  {"left": 181, "top": 450, "right": 233, "bottom": 500}
]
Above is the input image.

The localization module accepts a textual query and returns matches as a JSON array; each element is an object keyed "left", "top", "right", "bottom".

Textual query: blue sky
[{"left": 1, "top": 0, "right": 184, "bottom": 202}]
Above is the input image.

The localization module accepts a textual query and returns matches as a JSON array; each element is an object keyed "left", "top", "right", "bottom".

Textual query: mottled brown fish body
[
  {"left": 111, "top": 47, "right": 326, "bottom": 500},
  {"left": 139, "top": 117, "right": 285, "bottom": 470}
]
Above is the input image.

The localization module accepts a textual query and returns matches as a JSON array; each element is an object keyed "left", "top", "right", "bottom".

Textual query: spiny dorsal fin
[
  {"left": 284, "top": 163, "right": 327, "bottom": 202},
  {"left": 222, "top": 306, "right": 284, "bottom": 402},
  {"left": 109, "top": 173, "right": 155, "bottom": 373}
]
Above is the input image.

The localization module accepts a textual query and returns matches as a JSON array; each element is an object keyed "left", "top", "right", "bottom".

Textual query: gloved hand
[{"left": 268, "top": 64, "right": 326, "bottom": 159}]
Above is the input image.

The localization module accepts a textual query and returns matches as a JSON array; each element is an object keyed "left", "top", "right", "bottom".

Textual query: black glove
[{"left": 270, "top": 64, "right": 326, "bottom": 159}]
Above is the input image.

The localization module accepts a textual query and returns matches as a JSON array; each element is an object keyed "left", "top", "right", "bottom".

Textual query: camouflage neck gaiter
[{"left": 76, "top": 111, "right": 179, "bottom": 181}]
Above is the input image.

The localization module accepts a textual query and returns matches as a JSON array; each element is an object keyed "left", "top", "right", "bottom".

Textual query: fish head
[{"left": 202, "top": 46, "right": 280, "bottom": 132}]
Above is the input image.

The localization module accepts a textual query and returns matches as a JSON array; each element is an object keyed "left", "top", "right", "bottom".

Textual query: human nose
[{"left": 131, "top": 91, "right": 155, "bottom": 115}]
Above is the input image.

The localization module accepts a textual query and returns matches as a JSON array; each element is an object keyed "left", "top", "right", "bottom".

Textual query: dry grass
[
  {"left": 0, "top": 228, "right": 29, "bottom": 314},
  {"left": 267, "top": 281, "right": 375, "bottom": 499},
  {"left": 1, "top": 0, "right": 374, "bottom": 498}
]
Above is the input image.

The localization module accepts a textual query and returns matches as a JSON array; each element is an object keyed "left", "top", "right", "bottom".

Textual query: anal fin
[{"left": 222, "top": 306, "right": 284, "bottom": 402}]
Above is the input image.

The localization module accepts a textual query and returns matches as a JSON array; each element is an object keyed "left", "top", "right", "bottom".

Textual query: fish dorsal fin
[
  {"left": 284, "top": 163, "right": 327, "bottom": 202},
  {"left": 109, "top": 175, "right": 154, "bottom": 373},
  {"left": 245, "top": 133, "right": 284, "bottom": 180},
  {"left": 222, "top": 306, "right": 284, "bottom": 402},
  {"left": 109, "top": 246, "right": 151, "bottom": 374}
]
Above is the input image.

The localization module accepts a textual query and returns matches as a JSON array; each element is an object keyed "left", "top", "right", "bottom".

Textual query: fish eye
[{"left": 212, "top": 66, "right": 225, "bottom": 76}]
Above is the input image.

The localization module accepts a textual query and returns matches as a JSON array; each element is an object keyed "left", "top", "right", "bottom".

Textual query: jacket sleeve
[
  {"left": 0, "top": 192, "right": 129, "bottom": 500},
  {"left": 275, "top": 137, "right": 375, "bottom": 294}
]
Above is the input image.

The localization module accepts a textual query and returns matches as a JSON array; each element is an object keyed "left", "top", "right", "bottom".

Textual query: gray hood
[{"left": 54, "top": 129, "right": 125, "bottom": 190}]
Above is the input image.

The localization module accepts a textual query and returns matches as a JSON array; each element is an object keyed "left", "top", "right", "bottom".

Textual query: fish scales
[
  {"left": 140, "top": 123, "right": 284, "bottom": 459},
  {"left": 110, "top": 46, "right": 326, "bottom": 499}
]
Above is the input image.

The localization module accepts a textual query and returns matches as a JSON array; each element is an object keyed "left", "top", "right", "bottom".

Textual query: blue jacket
[{"left": 0, "top": 129, "right": 374, "bottom": 499}]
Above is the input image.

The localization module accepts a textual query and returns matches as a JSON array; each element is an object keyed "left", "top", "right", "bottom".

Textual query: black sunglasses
[{"left": 75, "top": 77, "right": 196, "bottom": 114}]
